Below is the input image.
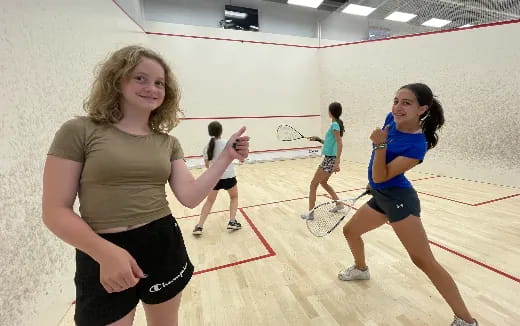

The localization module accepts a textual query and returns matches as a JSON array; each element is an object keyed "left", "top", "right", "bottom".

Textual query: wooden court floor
[{"left": 59, "top": 157, "right": 520, "bottom": 325}]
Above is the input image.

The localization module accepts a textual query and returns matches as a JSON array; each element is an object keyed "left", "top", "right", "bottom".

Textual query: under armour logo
[{"left": 396, "top": 203, "right": 404, "bottom": 208}]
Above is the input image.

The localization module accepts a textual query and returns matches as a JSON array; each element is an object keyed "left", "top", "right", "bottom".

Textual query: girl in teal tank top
[{"left": 301, "top": 102, "right": 345, "bottom": 220}]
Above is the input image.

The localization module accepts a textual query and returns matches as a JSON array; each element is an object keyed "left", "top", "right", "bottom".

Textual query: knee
[
  {"left": 319, "top": 180, "right": 329, "bottom": 187},
  {"left": 342, "top": 224, "right": 357, "bottom": 239},
  {"left": 409, "top": 254, "right": 435, "bottom": 271}
]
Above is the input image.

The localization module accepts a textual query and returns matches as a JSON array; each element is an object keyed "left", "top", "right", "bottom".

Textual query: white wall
[
  {"left": 0, "top": 0, "right": 148, "bottom": 325},
  {"left": 319, "top": 22, "right": 520, "bottom": 187},
  {"left": 146, "top": 21, "right": 322, "bottom": 157}
]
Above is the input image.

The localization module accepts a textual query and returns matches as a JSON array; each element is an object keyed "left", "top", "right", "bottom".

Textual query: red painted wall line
[
  {"left": 184, "top": 146, "right": 321, "bottom": 159},
  {"left": 181, "top": 114, "right": 320, "bottom": 120},
  {"left": 146, "top": 31, "right": 319, "bottom": 48}
]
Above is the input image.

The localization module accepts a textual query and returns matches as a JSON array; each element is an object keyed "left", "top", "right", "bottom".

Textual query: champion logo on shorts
[
  {"left": 149, "top": 262, "right": 188, "bottom": 293},
  {"left": 396, "top": 203, "right": 404, "bottom": 208}
]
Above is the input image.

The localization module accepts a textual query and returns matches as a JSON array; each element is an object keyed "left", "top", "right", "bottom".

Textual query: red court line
[
  {"left": 184, "top": 146, "right": 321, "bottom": 159},
  {"left": 409, "top": 175, "right": 442, "bottom": 182},
  {"left": 239, "top": 208, "right": 276, "bottom": 256},
  {"left": 417, "top": 191, "right": 473, "bottom": 206},
  {"left": 111, "top": 0, "right": 146, "bottom": 33},
  {"left": 241, "top": 196, "right": 309, "bottom": 209},
  {"left": 410, "top": 176, "right": 519, "bottom": 206},
  {"left": 334, "top": 176, "right": 442, "bottom": 195},
  {"left": 146, "top": 31, "right": 319, "bottom": 49},
  {"left": 181, "top": 114, "right": 320, "bottom": 120},
  {"left": 193, "top": 253, "right": 275, "bottom": 275},
  {"left": 192, "top": 208, "right": 275, "bottom": 276},
  {"left": 473, "top": 193, "right": 520, "bottom": 206},
  {"left": 418, "top": 191, "right": 520, "bottom": 206},
  {"left": 429, "top": 240, "right": 520, "bottom": 284},
  {"left": 435, "top": 175, "right": 520, "bottom": 190},
  {"left": 176, "top": 209, "right": 229, "bottom": 220}
]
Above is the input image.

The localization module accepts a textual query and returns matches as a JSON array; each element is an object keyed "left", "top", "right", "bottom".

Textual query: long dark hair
[
  {"left": 400, "top": 83, "right": 445, "bottom": 150},
  {"left": 329, "top": 102, "right": 344, "bottom": 137},
  {"left": 206, "top": 121, "right": 222, "bottom": 161}
]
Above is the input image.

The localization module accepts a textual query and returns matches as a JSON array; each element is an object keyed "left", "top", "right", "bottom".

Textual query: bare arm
[
  {"left": 309, "top": 136, "right": 323, "bottom": 143},
  {"left": 42, "top": 155, "right": 144, "bottom": 292},
  {"left": 169, "top": 155, "right": 231, "bottom": 208},
  {"left": 204, "top": 158, "right": 209, "bottom": 169},
  {"left": 371, "top": 150, "right": 420, "bottom": 183},
  {"left": 332, "top": 130, "right": 342, "bottom": 172},
  {"left": 42, "top": 155, "right": 112, "bottom": 261},
  {"left": 369, "top": 125, "right": 420, "bottom": 183}
]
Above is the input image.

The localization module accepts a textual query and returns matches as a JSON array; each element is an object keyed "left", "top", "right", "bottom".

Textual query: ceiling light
[
  {"left": 287, "top": 0, "right": 324, "bottom": 9},
  {"left": 422, "top": 18, "right": 451, "bottom": 28},
  {"left": 342, "top": 4, "right": 376, "bottom": 16},
  {"left": 385, "top": 11, "right": 417, "bottom": 22}
]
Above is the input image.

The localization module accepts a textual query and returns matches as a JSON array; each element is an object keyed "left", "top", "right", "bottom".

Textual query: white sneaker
[
  {"left": 338, "top": 265, "right": 370, "bottom": 281},
  {"left": 300, "top": 211, "right": 314, "bottom": 220},
  {"left": 329, "top": 204, "right": 345, "bottom": 213},
  {"left": 451, "top": 316, "right": 478, "bottom": 326},
  {"left": 192, "top": 225, "right": 203, "bottom": 235}
]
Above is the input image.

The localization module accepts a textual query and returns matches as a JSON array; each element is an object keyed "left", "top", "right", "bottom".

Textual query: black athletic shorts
[
  {"left": 366, "top": 186, "right": 421, "bottom": 223},
  {"left": 213, "top": 177, "right": 237, "bottom": 190},
  {"left": 74, "top": 215, "right": 194, "bottom": 326}
]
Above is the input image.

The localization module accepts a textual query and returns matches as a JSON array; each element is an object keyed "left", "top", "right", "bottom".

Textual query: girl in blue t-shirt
[
  {"left": 338, "top": 83, "right": 477, "bottom": 326},
  {"left": 301, "top": 102, "right": 345, "bottom": 219}
]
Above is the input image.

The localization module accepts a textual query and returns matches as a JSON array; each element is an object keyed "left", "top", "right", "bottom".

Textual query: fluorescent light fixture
[
  {"left": 225, "top": 10, "right": 247, "bottom": 19},
  {"left": 342, "top": 4, "right": 376, "bottom": 16},
  {"left": 287, "top": 0, "right": 324, "bottom": 9},
  {"left": 385, "top": 11, "right": 417, "bottom": 22},
  {"left": 422, "top": 18, "right": 451, "bottom": 28},
  {"left": 459, "top": 24, "right": 474, "bottom": 28}
]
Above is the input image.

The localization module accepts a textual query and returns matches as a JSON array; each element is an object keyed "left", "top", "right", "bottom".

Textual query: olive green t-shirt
[{"left": 47, "top": 117, "right": 184, "bottom": 231}]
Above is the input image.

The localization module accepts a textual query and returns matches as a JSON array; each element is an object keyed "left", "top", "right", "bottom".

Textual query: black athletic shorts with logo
[
  {"left": 74, "top": 215, "right": 194, "bottom": 326},
  {"left": 366, "top": 186, "right": 421, "bottom": 223}
]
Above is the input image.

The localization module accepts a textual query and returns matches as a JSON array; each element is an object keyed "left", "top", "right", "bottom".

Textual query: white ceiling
[{"left": 265, "top": 0, "right": 520, "bottom": 28}]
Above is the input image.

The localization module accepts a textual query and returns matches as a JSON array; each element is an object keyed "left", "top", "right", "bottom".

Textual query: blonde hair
[{"left": 84, "top": 45, "right": 182, "bottom": 133}]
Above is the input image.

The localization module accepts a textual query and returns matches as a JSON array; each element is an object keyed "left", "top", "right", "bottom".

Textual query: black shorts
[
  {"left": 213, "top": 177, "right": 237, "bottom": 190},
  {"left": 74, "top": 215, "right": 194, "bottom": 326},
  {"left": 366, "top": 187, "right": 421, "bottom": 223}
]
